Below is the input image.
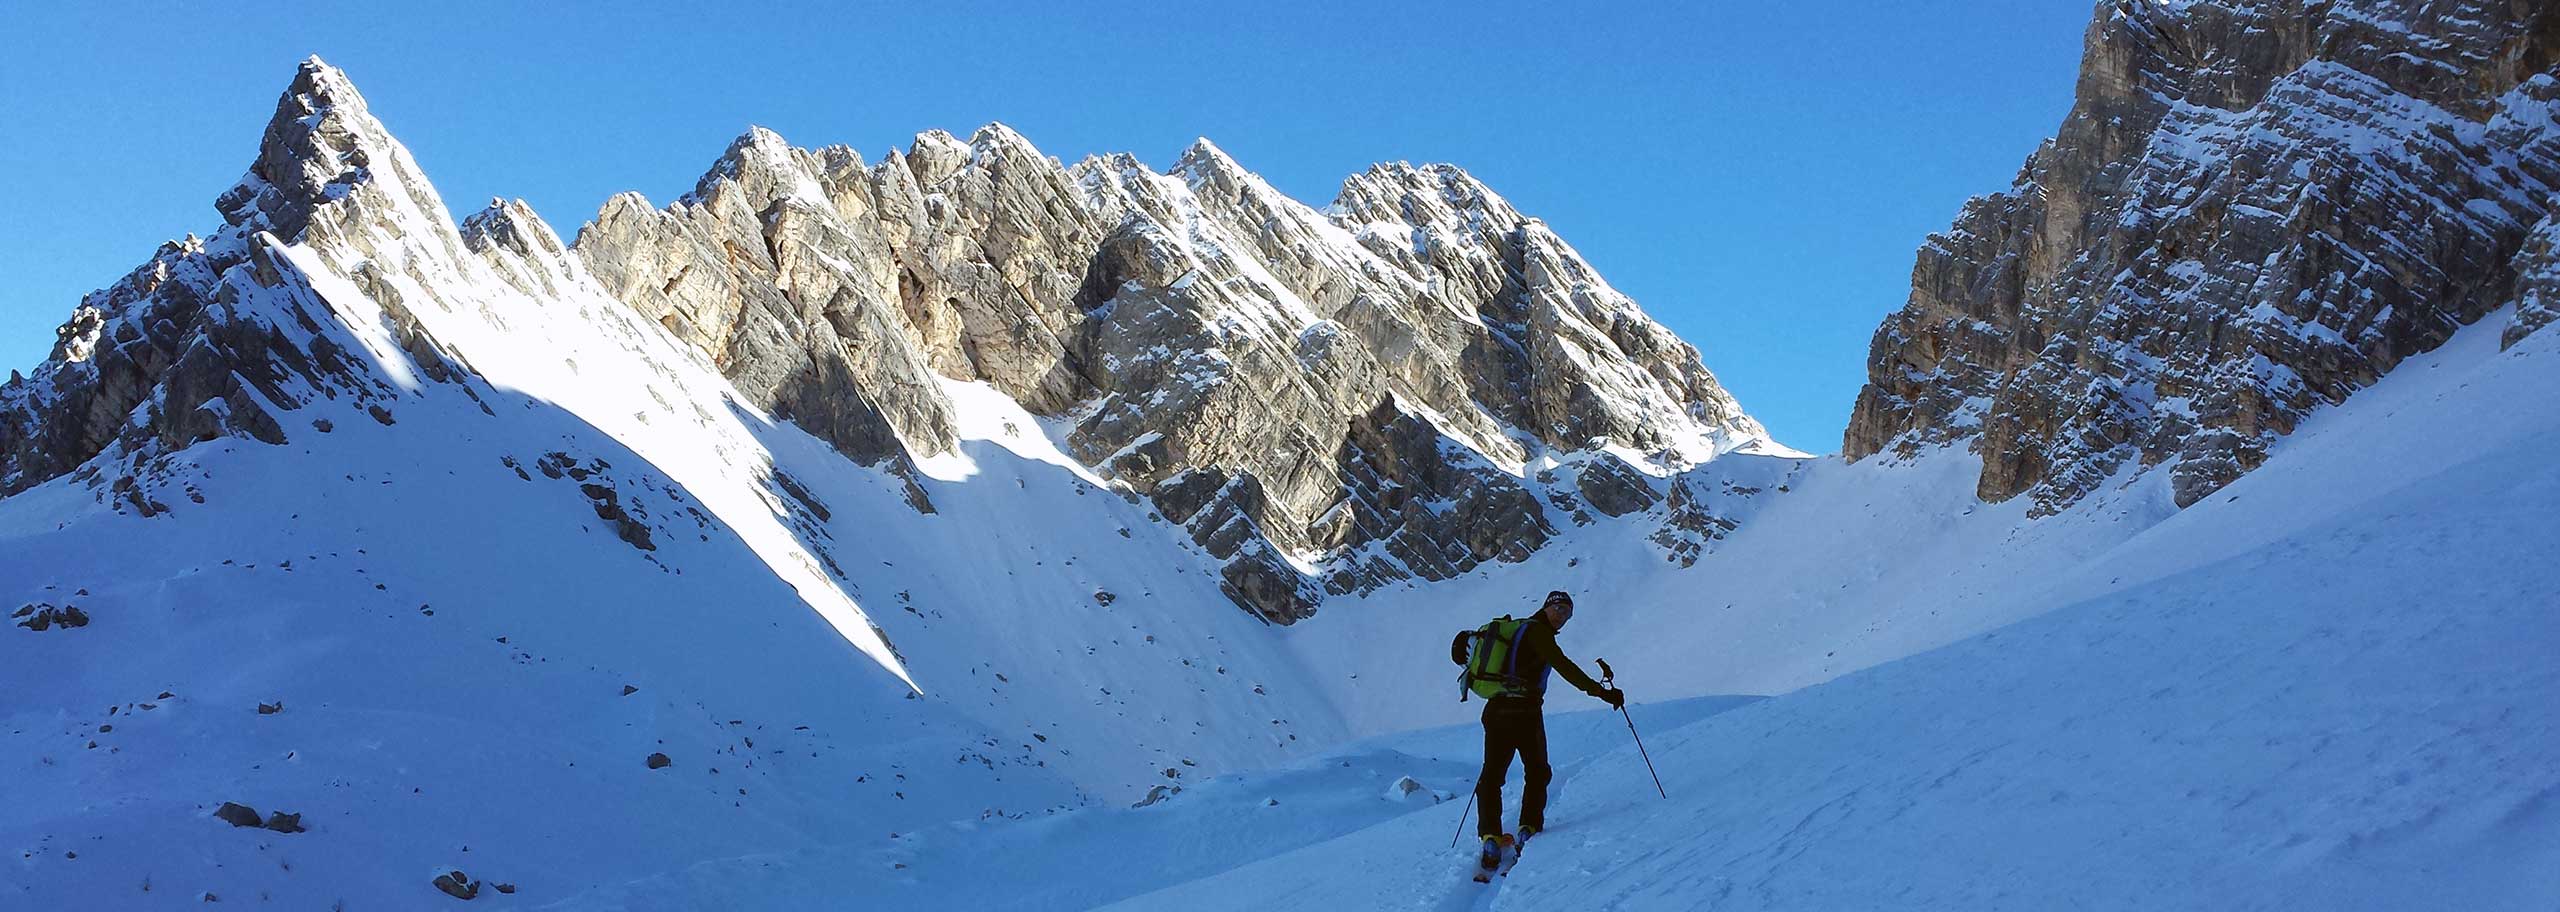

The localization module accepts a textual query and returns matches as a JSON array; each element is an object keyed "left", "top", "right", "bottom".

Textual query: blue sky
[{"left": 0, "top": 1, "right": 2090, "bottom": 452}]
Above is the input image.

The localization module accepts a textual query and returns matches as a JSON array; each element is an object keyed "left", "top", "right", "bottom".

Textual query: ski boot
[{"left": 1472, "top": 833, "right": 1513, "bottom": 882}]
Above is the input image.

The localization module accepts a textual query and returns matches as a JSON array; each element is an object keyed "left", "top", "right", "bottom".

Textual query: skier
[{"left": 1452, "top": 590, "right": 1623, "bottom": 873}]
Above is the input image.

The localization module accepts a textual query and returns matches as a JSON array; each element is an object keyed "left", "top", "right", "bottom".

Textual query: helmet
[{"left": 1542, "top": 590, "right": 1575, "bottom": 623}]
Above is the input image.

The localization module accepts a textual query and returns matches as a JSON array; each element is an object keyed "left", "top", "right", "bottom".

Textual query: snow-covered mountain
[
  {"left": 4, "top": 0, "right": 2556, "bottom": 908},
  {"left": 0, "top": 58, "right": 1403, "bottom": 903},
  {"left": 0, "top": 54, "right": 1792, "bottom": 907}
]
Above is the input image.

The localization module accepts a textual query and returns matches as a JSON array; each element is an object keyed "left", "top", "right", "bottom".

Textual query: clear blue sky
[{"left": 0, "top": 1, "right": 2091, "bottom": 453}]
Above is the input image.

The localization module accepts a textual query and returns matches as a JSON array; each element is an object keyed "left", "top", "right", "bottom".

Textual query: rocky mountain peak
[
  {"left": 1331, "top": 160, "right": 1515, "bottom": 240},
  {"left": 215, "top": 56, "right": 400, "bottom": 241},
  {"left": 902, "top": 128, "right": 977, "bottom": 187},
  {"left": 684, "top": 125, "right": 839, "bottom": 219},
  {"left": 967, "top": 121, "right": 1043, "bottom": 158},
  {"left": 0, "top": 56, "right": 517, "bottom": 503},
  {"left": 460, "top": 197, "right": 565, "bottom": 260},
  {"left": 1171, "top": 137, "right": 1247, "bottom": 180}
]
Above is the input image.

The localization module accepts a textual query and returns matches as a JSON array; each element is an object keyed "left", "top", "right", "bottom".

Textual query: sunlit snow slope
[{"left": 1108, "top": 313, "right": 2560, "bottom": 912}]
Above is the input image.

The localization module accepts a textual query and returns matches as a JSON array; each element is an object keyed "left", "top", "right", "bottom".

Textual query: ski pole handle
[{"left": 1596, "top": 657, "right": 1614, "bottom": 686}]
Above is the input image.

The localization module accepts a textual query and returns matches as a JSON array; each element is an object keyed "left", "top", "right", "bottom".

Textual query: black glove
[{"left": 1602, "top": 687, "right": 1625, "bottom": 709}]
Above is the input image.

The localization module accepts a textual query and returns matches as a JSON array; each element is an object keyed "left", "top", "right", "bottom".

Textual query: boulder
[
  {"left": 432, "top": 870, "right": 479, "bottom": 901},
  {"left": 213, "top": 802, "right": 262, "bottom": 828}
]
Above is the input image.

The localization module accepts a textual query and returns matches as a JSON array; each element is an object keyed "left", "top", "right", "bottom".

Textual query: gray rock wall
[
  {"left": 576, "top": 129, "right": 1776, "bottom": 621},
  {"left": 1846, "top": 0, "right": 2560, "bottom": 513}
]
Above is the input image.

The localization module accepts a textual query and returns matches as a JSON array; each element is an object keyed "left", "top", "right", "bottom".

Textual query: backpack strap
[
  {"left": 1467, "top": 620, "right": 1502, "bottom": 678},
  {"left": 1501, "top": 618, "right": 1532, "bottom": 681},
  {"left": 1456, "top": 620, "right": 1499, "bottom": 702}
]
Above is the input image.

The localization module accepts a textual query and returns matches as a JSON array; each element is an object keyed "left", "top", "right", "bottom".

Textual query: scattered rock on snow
[
  {"left": 263, "top": 811, "right": 303, "bottom": 833},
  {"left": 432, "top": 870, "right": 479, "bottom": 900},
  {"left": 16, "top": 604, "right": 88, "bottom": 631},
  {"left": 257, "top": 701, "right": 283, "bottom": 715},
  {"left": 1131, "top": 784, "right": 1182, "bottom": 808},
  {"left": 646, "top": 752, "right": 671, "bottom": 769},
  {"left": 213, "top": 802, "right": 263, "bottom": 828}
]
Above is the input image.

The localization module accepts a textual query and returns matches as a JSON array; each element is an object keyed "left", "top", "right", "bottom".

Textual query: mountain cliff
[{"left": 1846, "top": 0, "right": 2560, "bottom": 513}]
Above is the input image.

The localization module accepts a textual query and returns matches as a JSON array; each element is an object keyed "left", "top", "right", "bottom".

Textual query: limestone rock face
[
  {"left": 2505, "top": 215, "right": 2560, "bottom": 350},
  {"left": 1845, "top": 1, "right": 2560, "bottom": 514},
  {"left": 570, "top": 128, "right": 979, "bottom": 465},
  {"left": 578, "top": 131, "right": 1784, "bottom": 622}
]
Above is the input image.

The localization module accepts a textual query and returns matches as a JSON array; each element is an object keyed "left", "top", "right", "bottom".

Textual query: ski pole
[
  {"left": 1596, "top": 659, "right": 1668, "bottom": 799},
  {"left": 1449, "top": 790, "right": 1476, "bottom": 848}
]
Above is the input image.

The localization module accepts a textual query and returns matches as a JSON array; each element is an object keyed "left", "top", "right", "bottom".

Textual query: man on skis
[{"left": 1452, "top": 589, "right": 1623, "bottom": 872}]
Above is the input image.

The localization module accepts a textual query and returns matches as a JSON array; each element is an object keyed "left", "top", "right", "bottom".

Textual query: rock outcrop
[
  {"left": 1846, "top": 1, "right": 2560, "bottom": 513},
  {"left": 2506, "top": 215, "right": 2560, "bottom": 349}
]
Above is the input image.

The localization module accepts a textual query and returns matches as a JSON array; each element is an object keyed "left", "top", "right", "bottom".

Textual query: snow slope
[
  {"left": 537, "top": 696, "right": 1760, "bottom": 911},
  {"left": 1103, "top": 311, "right": 2560, "bottom": 910}
]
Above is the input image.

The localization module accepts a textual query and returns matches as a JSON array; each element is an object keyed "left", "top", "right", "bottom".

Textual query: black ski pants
[{"left": 1475, "top": 697, "right": 1550, "bottom": 838}]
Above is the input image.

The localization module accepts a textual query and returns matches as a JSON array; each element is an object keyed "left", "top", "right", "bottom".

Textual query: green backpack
[{"left": 1450, "top": 615, "right": 1539, "bottom": 701}]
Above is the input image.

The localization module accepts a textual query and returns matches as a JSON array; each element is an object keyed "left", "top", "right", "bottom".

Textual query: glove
[{"left": 1602, "top": 687, "right": 1625, "bottom": 709}]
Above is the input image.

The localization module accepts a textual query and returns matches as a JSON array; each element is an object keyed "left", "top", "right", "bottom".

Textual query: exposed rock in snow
[
  {"left": 1846, "top": 1, "right": 2560, "bottom": 513},
  {"left": 431, "top": 869, "right": 479, "bottom": 900},
  {"left": 211, "top": 802, "right": 261, "bottom": 828},
  {"left": 2506, "top": 215, "right": 2560, "bottom": 349},
  {"left": 14, "top": 603, "right": 88, "bottom": 631}
]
